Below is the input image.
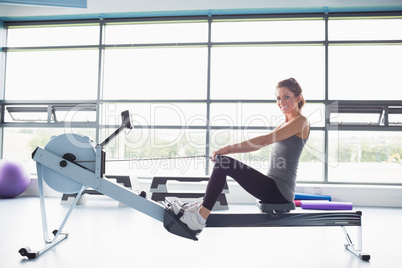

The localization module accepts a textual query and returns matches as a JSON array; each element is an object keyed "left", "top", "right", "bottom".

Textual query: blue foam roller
[{"left": 295, "top": 192, "right": 332, "bottom": 201}]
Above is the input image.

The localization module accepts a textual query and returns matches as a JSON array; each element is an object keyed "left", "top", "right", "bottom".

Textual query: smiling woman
[
  {"left": 169, "top": 78, "right": 310, "bottom": 234},
  {"left": 276, "top": 78, "right": 305, "bottom": 115}
]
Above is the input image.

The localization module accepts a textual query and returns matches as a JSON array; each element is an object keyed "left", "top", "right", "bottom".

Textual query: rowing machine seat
[{"left": 257, "top": 200, "right": 295, "bottom": 218}]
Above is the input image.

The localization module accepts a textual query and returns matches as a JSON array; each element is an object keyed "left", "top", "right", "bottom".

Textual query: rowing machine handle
[{"left": 121, "top": 110, "right": 132, "bottom": 129}]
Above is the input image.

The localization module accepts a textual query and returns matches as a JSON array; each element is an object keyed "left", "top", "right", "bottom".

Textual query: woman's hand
[{"left": 211, "top": 147, "right": 229, "bottom": 162}]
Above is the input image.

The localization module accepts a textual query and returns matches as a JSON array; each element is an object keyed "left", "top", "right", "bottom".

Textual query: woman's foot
[{"left": 171, "top": 200, "right": 206, "bottom": 232}]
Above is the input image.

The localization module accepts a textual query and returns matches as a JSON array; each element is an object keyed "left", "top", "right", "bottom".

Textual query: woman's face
[{"left": 276, "top": 87, "right": 300, "bottom": 115}]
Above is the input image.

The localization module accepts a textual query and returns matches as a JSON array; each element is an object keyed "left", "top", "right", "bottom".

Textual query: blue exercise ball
[{"left": 0, "top": 158, "right": 31, "bottom": 198}]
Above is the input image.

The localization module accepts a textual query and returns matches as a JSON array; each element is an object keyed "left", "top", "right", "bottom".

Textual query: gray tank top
[{"left": 267, "top": 135, "right": 308, "bottom": 202}]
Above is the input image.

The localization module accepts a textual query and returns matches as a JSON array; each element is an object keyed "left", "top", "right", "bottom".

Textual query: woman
[{"left": 172, "top": 78, "right": 310, "bottom": 233}]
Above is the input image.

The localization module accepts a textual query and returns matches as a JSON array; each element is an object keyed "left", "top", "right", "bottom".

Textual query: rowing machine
[{"left": 19, "top": 110, "right": 370, "bottom": 261}]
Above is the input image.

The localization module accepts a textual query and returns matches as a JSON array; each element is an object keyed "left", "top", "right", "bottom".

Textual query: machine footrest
[{"left": 163, "top": 203, "right": 200, "bottom": 241}]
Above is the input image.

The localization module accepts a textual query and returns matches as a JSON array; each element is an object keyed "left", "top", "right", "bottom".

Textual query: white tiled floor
[{"left": 1, "top": 195, "right": 401, "bottom": 268}]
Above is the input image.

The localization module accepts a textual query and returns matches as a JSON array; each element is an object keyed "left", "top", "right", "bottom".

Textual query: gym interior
[{"left": 0, "top": 1, "right": 402, "bottom": 267}]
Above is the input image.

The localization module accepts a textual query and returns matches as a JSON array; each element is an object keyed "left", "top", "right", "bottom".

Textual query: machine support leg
[
  {"left": 37, "top": 162, "right": 50, "bottom": 243},
  {"left": 19, "top": 164, "right": 88, "bottom": 259},
  {"left": 342, "top": 226, "right": 370, "bottom": 261}
]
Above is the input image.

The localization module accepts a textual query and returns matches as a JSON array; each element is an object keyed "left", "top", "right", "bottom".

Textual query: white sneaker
[
  {"left": 171, "top": 200, "right": 206, "bottom": 232},
  {"left": 172, "top": 199, "right": 198, "bottom": 209}
]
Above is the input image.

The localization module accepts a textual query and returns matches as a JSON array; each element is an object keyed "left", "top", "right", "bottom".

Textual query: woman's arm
[{"left": 212, "top": 116, "right": 309, "bottom": 159}]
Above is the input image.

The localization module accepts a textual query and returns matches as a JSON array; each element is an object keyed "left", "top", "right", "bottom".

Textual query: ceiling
[{"left": 0, "top": 0, "right": 402, "bottom": 21}]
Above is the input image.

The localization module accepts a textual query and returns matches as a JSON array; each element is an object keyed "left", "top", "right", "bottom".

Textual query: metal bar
[
  {"left": 97, "top": 99, "right": 400, "bottom": 104},
  {"left": 98, "top": 125, "right": 323, "bottom": 131},
  {"left": 324, "top": 12, "right": 329, "bottom": 184},
  {"left": 328, "top": 125, "right": 402, "bottom": 131},
  {"left": 52, "top": 184, "right": 88, "bottom": 241},
  {"left": 0, "top": 100, "right": 97, "bottom": 104},
  {"left": 36, "top": 162, "right": 50, "bottom": 243},
  {"left": 103, "top": 43, "right": 208, "bottom": 49},
  {"left": 212, "top": 13, "right": 325, "bottom": 21},
  {"left": 342, "top": 225, "right": 370, "bottom": 261},
  {"left": 328, "top": 40, "right": 402, "bottom": 45},
  {"left": 328, "top": 100, "right": 402, "bottom": 105},
  {"left": 5, "top": 19, "right": 100, "bottom": 27},
  {"left": 4, "top": 45, "right": 99, "bottom": 52},
  {"left": 205, "top": 14, "right": 212, "bottom": 175},
  {"left": 384, "top": 106, "right": 389, "bottom": 126},
  {"left": 0, "top": 122, "right": 97, "bottom": 128},
  {"left": 357, "top": 226, "right": 363, "bottom": 251},
  {"left": 99, "top": 124, "right": 125, "bottom": 148},
  {"left": 104, "top": 15, "right": 209, "bottom": 24},
  {"left": 95, "top": 19, "right": 104, "bottom": 144},
  {"left": 342, "top": 226, "right": 354, "bottom": 246},
  {"left": 328, "top": 11, "right": 402, "bottom": 18},
  {"left": 212, "top": 41, "right": 324, "bottom": 46},
  {"left": 9, "top": 40, "right": 402, "bottom": 53}
]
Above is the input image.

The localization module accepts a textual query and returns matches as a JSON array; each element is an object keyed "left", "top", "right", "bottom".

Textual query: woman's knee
[{"left": 213, "top": 155, "right": 235, "bottom": 170}]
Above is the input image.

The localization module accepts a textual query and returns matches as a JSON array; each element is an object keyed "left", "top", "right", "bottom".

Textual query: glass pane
[
  {"left": 303, "top": 104, "right": 325, "bottom": 127},
  {"left": 330, "top": 113, "right": 382, "bottom": 125},
  {"left": 328, "top": 131, "right": 402, "bottom": 183},
  {"left": 103, "top": 48, "right": 208, "bottom": 100},
  {"left": 105, "top": 22, "right": 208, "bottom": 44},
  {"left": 298, "top": 130, "right": 324, "bottom": 182},
  {"left": 5, "top": 50, "right": 99, "bottom": 100},
  {"left": 53, "top": 104, "right": 97, "bottom": 123},
  {"left": 329, "top": 18, "right": 402, "bottom": 40},
  {"left": 4, "top": 104, "right": 96, "bottom": 123},
  {"left": 389, "top": 107, "right": 402, "bottom": 125},
  {"left": 209, "top": 129, "right": 273, "bottom": 174},
  {"left": 5, "top": 106, "right": 50, "bottom": 122},
  {"left": 209, "top": 129, "right": 323, "bottom": 181},
  {"left": 7, "top": 25, "right": 100, "bottom": 47},
  {"left": 210, "top": 103, "right": 324, "bottom": 128},
  {"left": 102, "top": 102, "right": 206, "bottom": 127},
  {"left": 3, "top": 128, "right": 96, "bottom": 174},
  {"left": 329, "top": 45, "right": 402, "bottom": 100},
  {"left": 103, "top": 128, "right": 207, "bottom": 177},
  {"left": 210, "top": 103, "right": 283, "bottom": 127},
  {"left": 210, "top": 46, "right": 324, "bottom": 100},
  {"left": 212, "top": 20, "right": 324, "bottom": 42}
]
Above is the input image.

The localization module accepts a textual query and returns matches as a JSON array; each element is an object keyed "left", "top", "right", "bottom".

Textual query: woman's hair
[{"left": 276, "top": 78, "right": 305, "bottom": 111}]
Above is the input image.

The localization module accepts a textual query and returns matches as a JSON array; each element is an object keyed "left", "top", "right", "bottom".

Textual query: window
[
  {"left": 210, "top": 46, "right": 325, "bottom": 100},
  {"left": 326, "top": 16, "right": 402, "bottom": 184},
  {"left": 328, "top": 131, "right": 402, "bottom": 183},
  {"left": 328, "top": 45, "right": 402, "bottom": 100},
  {"left": 5, "top": 103, "right": 96, "bottom": 123},
  {"left": 104, "top": 21, "right": 208, "bottom": 44},
  {"left": 6, "top": 24, "right": 100, "bottom": 47},
  {"left": 212, "top": 19, "right": 324, "bottom": 42},
  {"left": 102, "top": 48, "right": 208, "bottom": 100},
  {"left": 2, "top": 13, "right": 402, "bottom": 185},
  {"left": 328, "top": 18, "right": 402, "bottom": 40}
]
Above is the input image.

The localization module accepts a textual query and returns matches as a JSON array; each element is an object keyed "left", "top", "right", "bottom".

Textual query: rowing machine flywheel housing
[{"left": 41, "top": 134, "right": 96, "bottom": 194}]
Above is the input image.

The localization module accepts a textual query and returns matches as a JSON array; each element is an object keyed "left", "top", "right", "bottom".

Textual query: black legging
[{"left": 202, "top": 156, "right": 288, "bottom": 211}]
